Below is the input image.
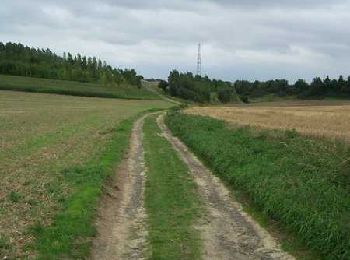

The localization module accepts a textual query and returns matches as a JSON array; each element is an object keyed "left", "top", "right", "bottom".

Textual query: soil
[{"left": 91, "top": 115, "right": 148, "bottom": 260}]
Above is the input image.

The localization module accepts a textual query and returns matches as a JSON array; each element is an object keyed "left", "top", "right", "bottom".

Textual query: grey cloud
[{"left": 1, "top": 0, "right": 350, "bottom": 81}]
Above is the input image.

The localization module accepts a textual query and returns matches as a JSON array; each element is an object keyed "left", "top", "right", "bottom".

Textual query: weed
[{"left": 8, "top": 191, "right": 22, "bottom": 203}]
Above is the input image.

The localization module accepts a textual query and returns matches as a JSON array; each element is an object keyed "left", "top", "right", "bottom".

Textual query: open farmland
[
  {"left": 0, "top": 75, "right": 160, "bottom": 100},
  {"left": 0, "top": 91, "right": 171, "bottom": 258},
  {"left": 186, "top": 100, "right": 350, "bottom": 141}
]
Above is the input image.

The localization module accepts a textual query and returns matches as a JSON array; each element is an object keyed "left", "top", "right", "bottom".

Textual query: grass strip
[
  {"left": 31, "top": 113, "right": 140, "bottom": 259},
  {"left": 0, "top": 74, "right": 159, "bottom": 100},
  {"left": 165, "top": 111, "right": 350, "bottom": 260},
  {"left": 143, "top": 115, "right": 201, "bottom": 260}
]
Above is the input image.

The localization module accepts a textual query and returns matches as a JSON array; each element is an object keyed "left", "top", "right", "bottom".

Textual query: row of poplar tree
[{"left": 0, "top": 42, "right": 142, "bottom": 87}]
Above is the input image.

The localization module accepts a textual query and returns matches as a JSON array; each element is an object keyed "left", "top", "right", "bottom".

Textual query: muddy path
[
  {"left": 157, "top": 114, "right": 294, "bottom": 260},
  {"left": 91, "top": 115, "right": 148, "bottom": 260}
]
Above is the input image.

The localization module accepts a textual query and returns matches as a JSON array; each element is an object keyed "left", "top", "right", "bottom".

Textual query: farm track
[
  {"left": 92, "top": 112, "right": 293, "bottom": 259},
  {"left": 91, "top": 115, "right": 148, "bottom": 260},
  {"left": 157, "top": 113, "right": 294, "bottom": 260}
]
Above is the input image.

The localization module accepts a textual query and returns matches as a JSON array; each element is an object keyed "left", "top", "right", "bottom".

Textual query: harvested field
[
  {"left": 185, "top": 100, "right": 350, "bottom": 141},
  {"left": 0, "top": 90, "right": 171, "bottom": 258}
]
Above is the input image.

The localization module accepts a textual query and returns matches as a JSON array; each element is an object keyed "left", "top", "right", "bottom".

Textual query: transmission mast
[{"left": 196, "top": 43, "right": 202, "bottom": 76}]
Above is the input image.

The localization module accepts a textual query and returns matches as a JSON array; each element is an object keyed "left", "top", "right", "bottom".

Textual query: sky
[{"left": 1, "top": 0, "right": 350, "bottom": 82}]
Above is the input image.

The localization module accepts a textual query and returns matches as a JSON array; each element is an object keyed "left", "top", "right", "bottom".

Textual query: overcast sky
[{"left": 1, "top": 0, "right": 350, "bottom": 82}]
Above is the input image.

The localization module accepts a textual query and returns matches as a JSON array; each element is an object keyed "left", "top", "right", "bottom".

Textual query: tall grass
[{"left": 166, "top": 111, "right": 350, "bottom": 259}]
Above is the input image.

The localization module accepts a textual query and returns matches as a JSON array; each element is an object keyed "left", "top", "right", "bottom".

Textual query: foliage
[
  {"left": 166, "top": 112, "right": 350, "bottom": 260},
  {"left": 143, "top": 115, "right": 201, "bottom": 260},
  {"left": 234, "top": 76, "right": 350, "bottom": 99},
  {"left": 158, "top": 80, "right": 169, "bottom": 92},
  {"left": 0, "top": 42, "right": 143, "bottom": 87},
  {"left": 166, "top": 70, "right": 239, "bottom": 103}
]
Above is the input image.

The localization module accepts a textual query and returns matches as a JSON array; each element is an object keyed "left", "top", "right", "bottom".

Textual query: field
[
  {"left": 0, "top": 75, "right": 159, "bottom": 100},
  {"left": 0, "top": 91, "right": 171, "bottom": 258},
  {"left": 186, "top": 100, "right": 350, "bottom": 141},
  {"left": 166, "top": 110, "right": 350, "bottom": 259}
]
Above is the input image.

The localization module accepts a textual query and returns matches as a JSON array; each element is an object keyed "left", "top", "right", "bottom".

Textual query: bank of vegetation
[
  {"left": 166, "top": 111, "right": 350, "bottom": 259},
  {"left": 0, "top": 75, "right": 159, "bottom": 100},
  {"left": 159, "top": 71, "right": 350, "bottom": 103},
  {"left": 234, "top": 76, "right": 350, "bottom": 101},
  {"left": 0, "top": 42, "right": 142, "bottom": 87},
  {"left": 159, "top": 70, "right": 240, "bottom": 104}
]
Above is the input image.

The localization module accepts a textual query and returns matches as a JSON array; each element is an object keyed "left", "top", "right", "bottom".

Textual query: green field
[
  {"left": 0, "top": 75, "right": 159, "bottom": 100},
  {"left": 165, "top": 111, "right": 350, "bottom": 259},
  {"left": 0, "top": 91, "right": 171, "bottom": 258},
  {"left": 143, "top": 115, "right": 201, "bottom": 259}
]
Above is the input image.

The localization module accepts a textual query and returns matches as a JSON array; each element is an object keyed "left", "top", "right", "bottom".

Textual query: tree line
[
  {"left": 160, "top": 71, "right": 350, "bottom": 103},
  {"left": 160, "top": 70, "right": 239, "bottom": 103},
  {"left": 235, "top": 76, "right": 350, "bottom": 101},
  {"left": 0, "top": 42, "right": 142, "bottom": 87}
]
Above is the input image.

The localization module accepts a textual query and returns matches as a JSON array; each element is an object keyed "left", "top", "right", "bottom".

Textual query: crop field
[
  {"left": 186, "top": 100, "right": 350, "bottom": 141},
  {"left": 0, "top": 91, "right": 171, "bottom": 258},
  {"left": 0, "top": 75, "right": 159, "bottom": 100}
]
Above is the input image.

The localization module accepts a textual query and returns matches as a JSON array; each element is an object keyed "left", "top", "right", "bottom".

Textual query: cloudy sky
[{"left": 1, "top": 0, "right": 350, "bottom": 82}]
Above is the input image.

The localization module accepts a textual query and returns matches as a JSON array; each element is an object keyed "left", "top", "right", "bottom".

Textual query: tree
[{"left": 158, "top": 80, "right": 168, "bottom": 92}]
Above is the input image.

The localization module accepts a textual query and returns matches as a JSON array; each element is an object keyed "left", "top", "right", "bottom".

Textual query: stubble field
[
  {"left": 186, "top": 100, "right": 350, "bottom": 141},
  {"left": 0, "top": 91, "right": 171, "bottom": 258}
]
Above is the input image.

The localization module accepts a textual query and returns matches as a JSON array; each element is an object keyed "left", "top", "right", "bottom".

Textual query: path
[
  {"left": 91, "top": 115, "right": 148, "bottom": 259},
  {"left": 91, "top": 113, "right": 294, "bottom": 259}
]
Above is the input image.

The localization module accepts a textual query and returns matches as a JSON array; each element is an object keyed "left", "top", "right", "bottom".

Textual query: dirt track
[
  {"left": 91, "top": 115, "right": 148, "bottom": 259},
  {"left": 91, "top": 113, "right": 293, "bottom": 259},
  {"left": 157, "top": 114, "right": 294, "bottom": 260}
]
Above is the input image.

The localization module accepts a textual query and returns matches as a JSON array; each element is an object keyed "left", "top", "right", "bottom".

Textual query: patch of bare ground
[
  {"left": 157, "top": 114, "right": 294, "bottom": 260},
  {"left": 91, "top": 115, "right": 148, "bottom": 260}
]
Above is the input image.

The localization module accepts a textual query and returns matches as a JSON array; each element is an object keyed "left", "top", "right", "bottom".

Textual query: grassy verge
[
  {"left": 165, "top": 111, "right": 350, "bottom": 260},
  {"left": 30, "top": 115, "right": 137, "bottom": 259},
  {"left": 143, "top": 115, "right": 201, "bottom": 260},
  {"left": 0, "top": 74, "right": 159, "bottom": 100}
]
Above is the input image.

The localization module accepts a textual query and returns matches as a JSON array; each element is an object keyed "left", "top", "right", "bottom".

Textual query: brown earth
[{"left": 91, "top": 115, "right": 149, "bottom": 260}]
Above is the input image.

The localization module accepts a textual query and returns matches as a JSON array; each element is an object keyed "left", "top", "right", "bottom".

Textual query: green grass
[
  {"left": 143, "top": 115, "right": 201, "bottom": 260},
  {"left": 165, "top": 111, "right": 350, "bottom": 260},
  {"left": 0, "top": 74, "right": 159, "bottom": 100}
]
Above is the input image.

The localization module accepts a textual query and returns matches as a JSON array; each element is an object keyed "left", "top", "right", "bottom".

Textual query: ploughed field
[
  {"left": 186, "top": 100, "right": 350, "bottom": 141},
  {"left": 0, "top": 91, "right": 171, "bottom": 258}
]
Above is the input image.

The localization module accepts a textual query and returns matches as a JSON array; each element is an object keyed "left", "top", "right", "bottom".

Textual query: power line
[{"left": 196, "top": 43, "right": 202, "bottom": 76}]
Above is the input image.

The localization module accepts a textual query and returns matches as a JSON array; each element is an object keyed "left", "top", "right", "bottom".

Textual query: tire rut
[
  {"left": 157, "top": 113, "right": 294, "bottom": 260},
  {"left": 91, "top": 115, "right": 148, "bottom": 260}
]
